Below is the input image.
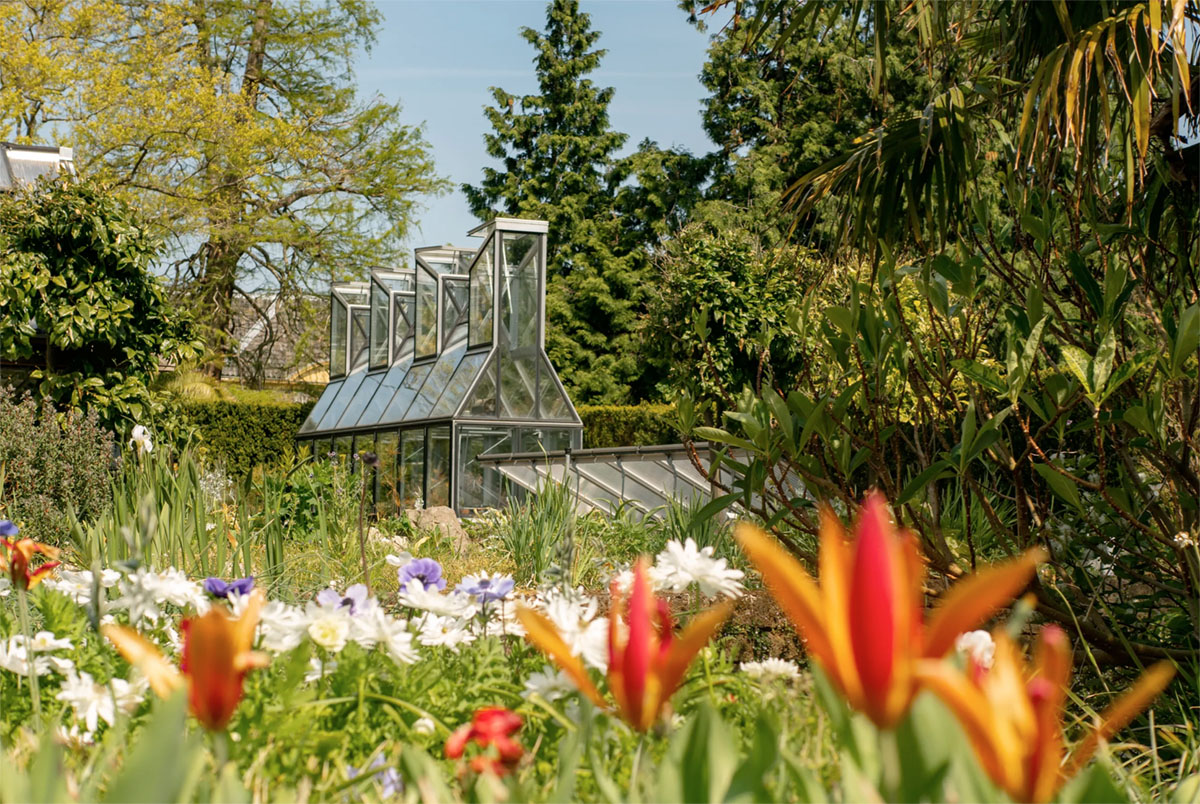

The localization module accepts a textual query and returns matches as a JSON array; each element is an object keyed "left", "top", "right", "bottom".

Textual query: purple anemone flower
[
  {"left": 455, "top": 573, "right": 515, "bottom": 603},
  {"left": 316, "top": 583, "right": 369, "bottom": 614},
  {"left": 0, "top": 520, "right": 18, "bottom": 538},
  {"left": 347, "top": 755, "right": 402, "bottom": 798},
  {"left": 397, "top": 558, "right": 446, "bottom": 591},
  {"left": 203, "top": 576, "right": 255, "bottom": 599}
]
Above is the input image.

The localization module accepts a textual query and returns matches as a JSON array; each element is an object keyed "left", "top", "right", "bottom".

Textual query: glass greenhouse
[{"left": 297, "top": 218, "right": 583, "bottom": 515}]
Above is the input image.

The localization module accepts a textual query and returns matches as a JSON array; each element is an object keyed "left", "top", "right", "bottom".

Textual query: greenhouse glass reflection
[{"left": 298, "top": 218, "right": 583, "bottom": 516}]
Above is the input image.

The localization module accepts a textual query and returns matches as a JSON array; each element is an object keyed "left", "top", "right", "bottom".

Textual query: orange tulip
[
  {"left": 917, "top": 626, "right": 1174, "bottom": 802},
  {"left": 1, "top": 536, "right": 61, "bottom": 591},
  {"left": 104, "top": 589, "right": 269, "bottom": 731},
  {"left": 734, "top": 492, "right": 1045, "bottom": 729},
  {"left": 517, "top": 559, "right": 732, "bottom": 732}
]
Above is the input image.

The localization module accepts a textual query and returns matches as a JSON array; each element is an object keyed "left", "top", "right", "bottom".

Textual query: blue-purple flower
[
  {"left": 347, "top": 754, "right": 403, "bottom": 798},
  {"left": 316, "top": 583, "right": 368, "bottom": 614},
  {"left": 0, "top": 520, "right": 18, "bottom": 538},
  {"left": 203, "top": 576, "right": 255, "bottom": 599},
  {"left": 397, "top": 558, "right": 446, "bottom": 591},
  {"left": 455, "top": 573, "right": 515, "bottom": 604}
]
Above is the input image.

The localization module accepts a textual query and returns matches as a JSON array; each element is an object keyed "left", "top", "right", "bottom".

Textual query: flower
[
  {"left": 44, "top": 567, "right": 121, "bottom": 604},
  {"left": 538, "top": 590, "right": 608, "bottom": 670},
  {"left": 304, "top": 656, "right": 335, "bottom": 683},
  {"left": 30, "top": 630, "right": 73, "bottom": 652},
  {"left": 204, "top": 576, "right": 255, "bottom": 599},
  {"left": 397, "top": 579, "right": 477, "bottom": 618},
  {"left": 385, "top": 552, "right": 414, "bottom": 567},
  {"left": 315, "top": 583, "right": 369, "bottom": 614},
  {"left": 257, "top": 600, "right": 308, "bottom": 653},
  {"left": 917, "top": 626, "right": 1175, "bottom": 803},
  {"left": 522, "top": 667, "right": 575, "bottom": 702},
  {"left": 307, "top": 609, "right": 352, "bottom": 652},
  {"left": 0, "top": 529, "right": 62, "bottom": 591},
  {"left": 954, "top": 630, "right": 996, "bottom": 671},
  {"left": 129, "top": 424, "right": 153, "bottom": 455},
  {"left": 445, "top": 708, "right": 524, "bottom": 776},
  {"left": 740, "top": 658, "right": 801, "bottom": 680},
  {"left": 104, "top": 590, "right": 269, "bottom": 731},
  {"left": 456, "top": 572, "right": 515, "bottom": 603},
  {"left": 56, "top": 670, "right": 146, "bottom": 733},
  {"left": 417, "top": 614, "right": 476, "bottom": 651},
  {"left": 518, "top": 558, "right": 732, "bottom": 732},
  {"left": 734, "top": 493, "right": 1045, "bottom": 729},
  {"left": 397, "top": 558, "right": 447, "bottom": 591},
  {"left": 654, "top": 538, "right": 745, "bottom": 598},
  {"left": 412, "top": 716, "right": 436, "bottom": 736},
  {"left": 347, "top": 753, "right": 402, "bottom": 798},
  {"left": 1175, "top": 531, "right": 1197, "bottom": 549},
  {"left": 0, "top": 637, "right": 50, "bottom": 676},
  {"left": 112, "top": 568, "right": 208, "bottom": 624}
]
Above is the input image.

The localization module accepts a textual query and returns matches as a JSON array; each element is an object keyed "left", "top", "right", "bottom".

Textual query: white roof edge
[{"left": 466, "top": 217, "right": 549, "bottom": 237}]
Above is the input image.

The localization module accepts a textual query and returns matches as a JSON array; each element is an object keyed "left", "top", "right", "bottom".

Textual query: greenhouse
[{"left": 297, "top": 217, "right": 583, "bottom": 515}]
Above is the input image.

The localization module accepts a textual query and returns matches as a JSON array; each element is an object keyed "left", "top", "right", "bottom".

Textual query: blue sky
[{"left": 357, "top": 0, "right": 730, "bottom": 248}]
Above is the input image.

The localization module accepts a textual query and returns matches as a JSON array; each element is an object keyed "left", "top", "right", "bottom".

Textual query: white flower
[
  {"left": 1175, "top": 531, "right": 1197, "bottom": 549},
  {"left": 258, "top": 601, "right": 308, "bottom": 653},
  {"left": 955, "top": 630, "right": 996, "bottom": 670},
  {"left": 0, "top": 638, "right": 50, "bottom": 676},
  {"left": 397, "top": 579, "right": 477, "bottom": 618},
  {"left": 522, "top": 667, "right": 575, "bottom": 702},
  {"left": 46, "top": 655, "right": 77, "bottom": 675},
  {"left": 56, "top": 723, "right": 96, "bottom": 748},
  {"left": 539, "top": 590, "right": 608, "bottom": 671},
  {"left": 129, "top": 424, "right": 154, "bottom": 455},
  {"left": 385, "top": 552, "right": 413, "bottom": 567},
  {"left": 412, "top": 717, "right": 436, "bottom": 736},
  {"left": 31, "top": 631, "right": 73, "bottom": 652},
  {"left": 306, "top": 605, "right": 352, "bottom": 652},
  {"left": 654, "top": 539, "right": 744, "bottom": 599},
  {"left": 740, "top": 658, "right": 800, "bottom": 680},
  {"left": 383, "top": 627, "right": 420, "bottom": 665},
  {"left": 417, "top": 614, "right": 476, "bottom": 652},
  {"left": 56, "top": 671, "right": 144, "bottom": 733},
  {"left": 112, "top": 568, "right": 207, "bottom": 624},
  {"left": 0, "top": 576, "right": 10, "bottom": 598},
  {"left": 304, "top": 656, "right": 336, "bottom": 683},
  {"left": 44, "top": 568, "right": 121, "bottom": 604}
]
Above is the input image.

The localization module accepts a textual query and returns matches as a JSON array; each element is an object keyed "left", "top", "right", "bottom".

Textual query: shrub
[
  {"left": 578, "top": 403, "right": 676, "bottom": 448},
  {"left": 0, "top": 389, "right": 113, "bottom": 546},
  {"left": 179, "top": 400, "right": 314, "bottom": 477}
]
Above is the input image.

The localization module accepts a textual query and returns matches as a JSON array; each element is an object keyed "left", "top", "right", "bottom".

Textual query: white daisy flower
[
  {"left": 539, "top": 590, "right": 609, "bottom": 671},
  {"left": 306, "top": 605, "right": 352, "bottom": 653},
  {"left": 416, "top": 614, "right": 476, "bottom": 652},
  {"left": 31, "top": 631, "right": 73, "bottom": 652},
  {"left": 955, "top": 630, "right": 996, "bottom": 670},
  {"left": 257, "top": 600, "right": 309, "bottom": 653},
  {"left": 412, "top": 717, "right": 436, "bottom": 736},
  {"left": 522, "top": 667, "right": 576, "bottom": 702},
  {"left": 654, "top": 538, "right": 744, "bottom": 599},
  {"left": 739, "top": 658, "right": 801, "bottom": 680},
  {"left": 397, "top": 579, "right": 477, "bottom": 618}
]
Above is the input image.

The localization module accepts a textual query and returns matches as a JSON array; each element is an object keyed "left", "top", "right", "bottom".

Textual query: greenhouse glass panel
[
  {"left": 350, "top": 307, "right": 370, "bottom": 372},
  {"left": 406, "top": 346, "right": 464, "bottom": 421},
  {"left": 461, "top": 354, "right": 498, "bottom": 417},
  {"left": 316, "top": 372, "right": 365, "bottom": 431},
  {"left": 457, "top": 426, "right": 513, "bottom": 511},
  {"left": 298, "top": 379, "right": 342, "bottom": 435},
  {"left": 499, "top": 353, "right": 537, "bottom": 418},
  {"left": 393, "top": 292, "right": 414, "bottom": 360},
  {"left": 468, "top": 235, "right": 494, "bottom": 348},
  {"left": 443, "top": 279, "right": 469, "bottom": 351},
  {"left": 369, "top": 279, "right": 390, "bottom": 369},
  {"left": 519, "top": 428, "right": 574, "bottom": 453},
  {"left": 376, "top": 429, "right": 399, "bottom": 516},
  {"left": 427, "top": 425, "right": 451, "bottom": 507},
  {"left": 379, "top": 362, "right": 434, "bottom": 424},
  {"left": 333, "top": 435, "right": 353, "bottom": 468},
  {"left": 415, "top": 264, "right": 438, "bottom": 359},
  {"left": 355, "top": 364, "right": 406, "bottom": 427},
  {"left": 431, "top": 351, "right": 487, "bottom": 418},
  {"left": 398, "top": 429, "right": 425, "bottom": 508},
  {"left": 330, "top": 298, "right": 347, "bottom": 377},
  {"left": 536, "top": 354, "right": 573, "bottom": 420},
  {"left": 334, "top": 372, "right": 383, "bottom": 430},
  {"left": 499, "top": 232, "right": 538, "bottom": 349}
]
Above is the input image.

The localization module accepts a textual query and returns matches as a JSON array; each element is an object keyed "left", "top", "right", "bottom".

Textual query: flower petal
[
  {"left": 923, "top": 547, "right": 1046, "bottom": 659},
  {"left": 103, "top": 624, "right": 183, "bottom": 698},
  {"left": 658, "top": 601, "right": 733, "bottom": 707},
  {"left": 817, "top": 507, "right": 865, "bottom": 708},
  {"left": 848, "top": 494, "right": 900, "bottom": 725},
  {"left": 515, "top": 607, "right": 605, "bottom": 709}
]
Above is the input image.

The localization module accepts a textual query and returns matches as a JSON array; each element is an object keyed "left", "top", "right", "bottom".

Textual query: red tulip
[
  {"left": 1, "top": 537, "right": 61, "bottom": 591},
  {"left": 445, "top": 707, "right": 524, "bottom": 776}
]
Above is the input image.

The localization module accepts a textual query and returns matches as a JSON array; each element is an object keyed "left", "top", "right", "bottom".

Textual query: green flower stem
[
  {"left": 628, "top": 733, "right": 647, "bottom": 802},
  {"left": 16, "top": 585, "right": 41, "bottom": 722}
]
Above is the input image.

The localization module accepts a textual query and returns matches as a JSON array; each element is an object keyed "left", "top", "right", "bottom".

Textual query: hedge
[
  {"left": 577, "top": 404, "right": 677, "bottom": 449},
  {"left": 177, "top": 400, "right": 676, "bottom": 473},
  {"left": 179, "top": 400, "right": 314, "bottom": 477}
]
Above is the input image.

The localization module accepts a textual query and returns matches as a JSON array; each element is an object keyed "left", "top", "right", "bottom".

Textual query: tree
[
  {"left": 0, "top": 178, "right": 197, "bottom": 428},
  {"left": 463, "top": 0, "right": 650, "bottom": 403},
  {"left": 0, "top": 0, "right": 444, "bottom": 375}
]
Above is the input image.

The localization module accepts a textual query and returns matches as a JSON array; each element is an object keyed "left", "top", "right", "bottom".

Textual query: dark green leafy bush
[
  {"left": 578, "top": 403, "right": 676, "bottom": 448},
  {"left": 0, "top": 389, "right": 113, "bottom": 545},
  {"left": 179, "top": 400, "right": 314, "bottom": 477}
]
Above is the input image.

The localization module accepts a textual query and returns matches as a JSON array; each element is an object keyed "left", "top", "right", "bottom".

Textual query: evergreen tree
[{"left": 463, "top": 0, "right": 649, "bottom": 403}]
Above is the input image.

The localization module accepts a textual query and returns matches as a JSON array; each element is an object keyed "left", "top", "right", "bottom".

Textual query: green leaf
[
  {"left": 1091, "top": 327, "right": 1116, "bottom": 395},
  {"left": 1033, "top": 462, "right": 1083, "bottom": 510},
  {"left": 103, "top": 690, "right": 202, "bottom": 804},
  {"left": 655, "top": 704, "right": 737, "bottom": 803},
  {"left": 1059, "top": 344, "right": 1094, "bottom": 394},
  {"left": 951, "top": 359, "right": 1005, "bottom": 393},
  {"left": 897, "top": 459, "right": 954, "bottom": 505},
  {"left": 1171, "top": 303, "right": 1198, "bottom": 375}
]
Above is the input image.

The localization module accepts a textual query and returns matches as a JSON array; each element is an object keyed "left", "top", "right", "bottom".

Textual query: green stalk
[{"left": 16, "top": 585, "right": 41, "bottom": 722}]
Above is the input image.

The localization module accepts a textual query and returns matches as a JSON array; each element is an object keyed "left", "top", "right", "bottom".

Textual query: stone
[{"left": 405, "top": 506, "right": 469, "bottom": 552}]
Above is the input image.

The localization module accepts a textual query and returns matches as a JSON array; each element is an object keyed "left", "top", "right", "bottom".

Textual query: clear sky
[{"left": 357, "top": 0, "right": 730, "bottom": 248}]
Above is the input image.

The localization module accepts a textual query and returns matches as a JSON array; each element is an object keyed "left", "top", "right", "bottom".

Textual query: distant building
[
  {"left": 221, "top": 292, "right": 329, "bottom": 387},
  {"left": 0, "top": 142, "right": 74, "bottom": 190}
]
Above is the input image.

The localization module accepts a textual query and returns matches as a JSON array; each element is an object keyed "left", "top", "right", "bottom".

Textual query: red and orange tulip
[
  {"left": 445, "top": 707, "right": 524, "bottom": 776},
  {"left": 518, "top": 559, "right": 732, "bottom": 732},
  {"left": 104, "top": 589, "right": 269, "bottom": 731},
  {"left": 734, "top": 492, "right": 1045, "bottom": 729},
  {"left": 917, "top": 626, "right": 1174, "bottom": 803},
  {"left": 1, "top": 536, "right": 61, "bottom": 591}
]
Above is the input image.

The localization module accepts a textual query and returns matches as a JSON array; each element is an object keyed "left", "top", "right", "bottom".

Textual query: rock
[{"left": 405, "top": 506, "right": 469, "bottom": 552}]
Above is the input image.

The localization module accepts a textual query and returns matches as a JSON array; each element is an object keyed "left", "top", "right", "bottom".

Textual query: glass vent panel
[
  {"left": 499, "top": 232, "right": 539, "bottom": 349},
  {"left": 330, "top": 298, "right": 347, "bottom": 377},
  {"left": 379, "top": 363, "right": 434, "bottom": 424},
  {"left": 349, "top": 307, "right": 370, "bottom": 372},
  {"left": 468, "top": 234, "right": 494, "bottom": 348},
  {"left": 392, "top": 292, "right": 414, "bottom": 360},
  {"left": 369, "top": 280, "right": 390, "bottom": 369},
  {"left": 415, "top": 264, "right": 438, "bottom": 359}
]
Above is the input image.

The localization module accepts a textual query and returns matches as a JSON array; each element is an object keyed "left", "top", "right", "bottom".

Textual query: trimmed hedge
[
  {"left": 180, "top": 400, "right": 314, "bottom": 477},
  {"left": 577, "top": 404, "right": 677, "bottom": 449},
  {"left": 177, "top": 400, "right": 676, "bottom": 473}
]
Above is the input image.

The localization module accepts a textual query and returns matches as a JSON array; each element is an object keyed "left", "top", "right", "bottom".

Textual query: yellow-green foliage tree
[{"left": 0, "top": 0, "right": 444, "bottom": 373}]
